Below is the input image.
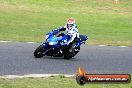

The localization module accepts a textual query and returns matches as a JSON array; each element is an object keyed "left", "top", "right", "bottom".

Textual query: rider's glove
[
  {"left": 65, "top": 42, "right": 68, "bottom": 46},
  {"left": 64, "top": 42, "right": 68, "bottom": 46},
  {"left": 66, "top": 42, "right": 70, "bottom": 46}
]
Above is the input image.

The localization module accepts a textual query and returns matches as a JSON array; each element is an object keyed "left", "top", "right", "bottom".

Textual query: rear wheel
[
  {"left": 34, "top": 45, "right": 44, "bottom": 58},
  {"left": 64, "top": 52, "right": 73, "bottom": 60},
  {"left": 75, "top": 46, "right": 80, "bottom": 55},
  {"left": 64, "top": 44, "right": 76, "bottom": 60}
]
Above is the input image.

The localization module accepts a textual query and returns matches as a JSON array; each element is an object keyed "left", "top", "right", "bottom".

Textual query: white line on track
[
  {"left": 0, "top": 41, "right": 130, "bottom": 48},
  {"left": 0, "top": 74, "right": 75, "bottom": 79},
  {"left": 119, "top": 46, "right": 128, "bottom": 48}
]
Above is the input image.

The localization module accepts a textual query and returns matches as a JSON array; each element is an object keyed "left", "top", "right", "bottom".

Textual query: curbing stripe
[
  {"left": 119, "top": 46, "right": 128, "bottom": 48},
  {"left": 97, "top": 45, "right": 107, "bottom": 47},
  {"left": 0, "top": 74, "right": 75, "bottom": 79},
  {"left": 0, "top": 41, "right": 11, "bottom": 43},
  {"left": 26, "top": 42, "right": 35, "bottom": 44}
]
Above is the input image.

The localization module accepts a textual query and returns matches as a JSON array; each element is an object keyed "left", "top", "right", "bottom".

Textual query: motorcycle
[{"left": 34, "top": 29, "right": 88, "bottom": 59}]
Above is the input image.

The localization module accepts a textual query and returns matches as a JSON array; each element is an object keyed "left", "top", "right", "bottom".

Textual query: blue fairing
[
  {"left": 77, "top": 35, "right": 88, "bottom": 46},
  {"left": 44, "top": 30, "right": 88, "bottom": 48}
]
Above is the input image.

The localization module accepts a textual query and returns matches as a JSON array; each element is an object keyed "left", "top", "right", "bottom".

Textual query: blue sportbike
[{"left": 34, "top": 29, "right": 88, "bottom": 59}]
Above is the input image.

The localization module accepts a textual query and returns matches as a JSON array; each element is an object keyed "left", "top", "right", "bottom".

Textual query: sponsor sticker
[{"left": 76, "top": 67, "right": 131, "bottom": 85}]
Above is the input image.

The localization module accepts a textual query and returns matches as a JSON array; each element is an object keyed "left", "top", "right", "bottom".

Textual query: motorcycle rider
[{"left": 53, "top": 18, "right": 79, "bottom": 46}]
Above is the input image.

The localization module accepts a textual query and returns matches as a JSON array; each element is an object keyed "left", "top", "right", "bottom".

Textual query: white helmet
[{"left": 66, "top": 18, "right": 76, "bottom": 30}]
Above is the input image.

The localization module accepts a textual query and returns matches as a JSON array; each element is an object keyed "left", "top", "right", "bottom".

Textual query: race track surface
[{"left": 0, "top": 42, "right": 132, "bottom": 75}]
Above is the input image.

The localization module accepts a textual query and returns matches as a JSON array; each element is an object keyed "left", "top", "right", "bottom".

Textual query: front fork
[{"left": 42, "top": 43, "right": 50, "bottom": 55}]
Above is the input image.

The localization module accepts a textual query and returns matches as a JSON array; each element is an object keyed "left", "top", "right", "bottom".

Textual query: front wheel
[{"left": 34, "top": 45, "right": 44, "bottom": 58}]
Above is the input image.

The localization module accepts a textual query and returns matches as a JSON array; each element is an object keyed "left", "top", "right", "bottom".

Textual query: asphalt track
[{"left": 0, "top": 42, "right": 132, "bottom": 75}]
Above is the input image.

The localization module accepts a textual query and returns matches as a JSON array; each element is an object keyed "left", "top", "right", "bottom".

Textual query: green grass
[
  {"left": 0, "top": 76, "right": 132, "bottom": 88},
  {"left": 0, "top": 0, "right": 132, "bottom": 46}
]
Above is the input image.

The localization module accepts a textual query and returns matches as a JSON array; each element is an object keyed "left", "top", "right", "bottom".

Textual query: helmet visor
[{"left": 67, "top": 24, "right": 74, "bottom": 30}]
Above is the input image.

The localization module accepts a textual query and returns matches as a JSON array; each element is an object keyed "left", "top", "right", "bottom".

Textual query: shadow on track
[{"left": 33, "top": 56, "right": 80, "bottom": 61}]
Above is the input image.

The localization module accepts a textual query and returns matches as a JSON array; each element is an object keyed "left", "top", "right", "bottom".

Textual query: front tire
[{"left": 34, "top": 45, "right": 44, "bottom": 58}]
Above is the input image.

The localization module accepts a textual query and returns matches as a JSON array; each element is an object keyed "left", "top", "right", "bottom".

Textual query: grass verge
[
  {"left": 0, "top": 76, "right": 132, "bottom": 88},
  {"left": 0, "top": 0, "right": 132, "bottom": 46}
]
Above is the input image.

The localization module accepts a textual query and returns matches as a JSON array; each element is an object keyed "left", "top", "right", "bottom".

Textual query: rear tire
[
  {"left": 64, "top": 52, "right": 72, "bottom": 60},
  {"left": 34, "top": 45, "right": 44, "bottom": 58},
  {"left": 75, "top": 46, "right": 80, "bottom": 55},
  {"left": 64, "top": 46, "right": 75, "bottom": 60}
]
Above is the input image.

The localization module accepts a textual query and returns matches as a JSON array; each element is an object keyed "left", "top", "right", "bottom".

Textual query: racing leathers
[{"left": 53, "top": 24, "right": 79, "bottom": 45}]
